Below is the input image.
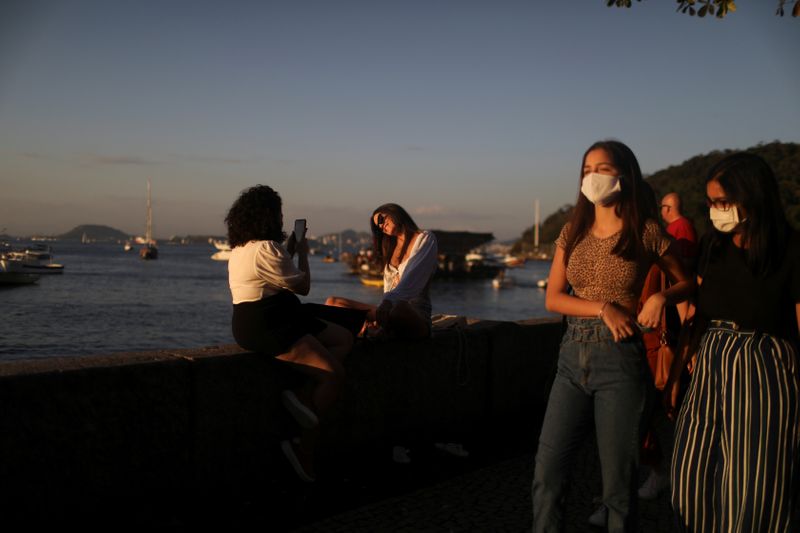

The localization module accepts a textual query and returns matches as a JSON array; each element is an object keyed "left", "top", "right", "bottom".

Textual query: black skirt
[{"left": 232, "top": 290, "right": 327, "bottom": 356}]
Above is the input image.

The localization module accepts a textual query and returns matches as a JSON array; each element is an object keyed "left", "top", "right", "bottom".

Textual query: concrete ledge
[{"left": 0, "top": 319, "right": 561, "bottom": 524}]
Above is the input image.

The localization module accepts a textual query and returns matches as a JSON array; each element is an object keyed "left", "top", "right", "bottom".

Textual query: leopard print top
[{"left": 555, "top": 220, "right": 671, "bottom": 305}]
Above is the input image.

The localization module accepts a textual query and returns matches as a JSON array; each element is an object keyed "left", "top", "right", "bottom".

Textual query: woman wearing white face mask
[
  {"left": 532, "top": 140, "right": 694, "bottom": 533},
  {"left": 669, "top": 153, "right": 800, "bottom": 532}
]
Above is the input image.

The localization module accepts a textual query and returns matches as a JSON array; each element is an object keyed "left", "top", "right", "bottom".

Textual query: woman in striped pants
[{"left": 668, "top": 153, "right": 800, "bottom": 532}]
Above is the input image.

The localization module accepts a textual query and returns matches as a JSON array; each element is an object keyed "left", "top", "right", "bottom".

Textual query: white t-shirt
[
  {"left": 228, "top": 240, "right": 307, "bottom": 304},
  {"left": 382, "top": 230, "right": 438, "bottom": 317}
]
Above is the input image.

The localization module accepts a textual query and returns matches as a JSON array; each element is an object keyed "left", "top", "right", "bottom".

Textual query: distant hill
[
  {"left": 646, "top": 141, "right": 800, "bottom": 236},
  {"left": 512, "top": 141, "right": 800, "bottom": 253},
  {"left": 59, "top": 224, "right": 131, "bottom": 242}
]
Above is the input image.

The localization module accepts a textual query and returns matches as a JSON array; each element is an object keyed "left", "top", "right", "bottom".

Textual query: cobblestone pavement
[{"left": 293, "top": 435, "right": 677, "bottom": 533}]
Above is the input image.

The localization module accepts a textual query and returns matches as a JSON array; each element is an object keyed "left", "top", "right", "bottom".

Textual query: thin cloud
[
  {"left": 413, "top": 205, "right": 494, "bottom": 222},
  {"left": 18, "top": 151, "right": 49, "bottom": 160},
  {"left": 91, "top": 155, "right": 160, "bottom": 165},
  {"left": 413, "top": 205, "right": 448, "bottom": 216},
  {"left": 166, "top": 153, "right": 247, "bottom": 165}
]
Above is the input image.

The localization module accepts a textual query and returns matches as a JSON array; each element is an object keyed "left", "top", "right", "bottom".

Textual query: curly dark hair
[{"left": 225, "top": 185, "right": 286, "bottom": 247}]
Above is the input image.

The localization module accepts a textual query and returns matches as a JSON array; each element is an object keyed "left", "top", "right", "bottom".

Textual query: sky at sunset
[{"left": 2, "top": 0, "right": 798, "bottom": 240}]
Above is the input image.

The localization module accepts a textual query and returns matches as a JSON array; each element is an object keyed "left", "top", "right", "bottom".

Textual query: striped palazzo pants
[{"left": 671, "top": 323, "right": 800, "bottom": 532}]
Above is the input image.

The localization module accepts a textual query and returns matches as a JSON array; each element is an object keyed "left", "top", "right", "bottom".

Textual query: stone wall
[{"left": 0, "top": 318, "right": 561, "bottom": 525}]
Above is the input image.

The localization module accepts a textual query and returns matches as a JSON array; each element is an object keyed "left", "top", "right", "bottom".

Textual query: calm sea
[{"left": 1, "top": 242, "right": 555, "bottom": 361}]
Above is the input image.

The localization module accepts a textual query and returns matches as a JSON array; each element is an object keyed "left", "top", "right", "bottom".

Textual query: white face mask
[
  {"left": 709, "top": 206, "right": 740, "bottom": 233},
  {"left": 581, "top": 172, "right": 622, "bottom": 205}
]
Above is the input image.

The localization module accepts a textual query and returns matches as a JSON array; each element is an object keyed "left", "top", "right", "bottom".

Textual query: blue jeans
[{"left": 532, "top": 318, "right": 648, "bottom": 533}]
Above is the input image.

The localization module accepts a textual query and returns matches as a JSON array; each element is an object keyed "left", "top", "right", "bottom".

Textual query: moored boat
[
  {"left": 211, "top": 239, "right": 231, "bottom": 251},
  {"left": 139, "top": 179, "right": 158, "bottom": 260},
  {"left": 5, "top": 245, "right": 65, "bottom": 274},
  {"left": 0, "top": 258, "right": 41, "bottom": 285},
  {"left": 211, "top": 249, "right": 231, "bottom": 261},
  {"left": 359, "top": 273, "right": 384, "bottom": 287},
  {"left": 491, "top": 269, "right": 514, "bottom": 289}
]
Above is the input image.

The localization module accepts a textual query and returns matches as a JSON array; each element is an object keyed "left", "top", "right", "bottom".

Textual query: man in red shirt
[{"left": 660, "top": 192, "right": 697, "bottom": 263}]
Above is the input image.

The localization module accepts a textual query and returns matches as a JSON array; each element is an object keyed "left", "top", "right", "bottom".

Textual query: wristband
[{"left": 598, "top": 302, "right": 608, "bottom": 319}]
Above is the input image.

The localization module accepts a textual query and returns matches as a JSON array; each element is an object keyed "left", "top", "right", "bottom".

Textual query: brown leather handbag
[{"left": 653, "top": 298, "right": 675, "bottom": 391}]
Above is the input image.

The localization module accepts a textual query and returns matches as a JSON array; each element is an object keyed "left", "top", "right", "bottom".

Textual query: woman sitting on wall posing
[
  {"left": 327, "top": 203, "right": 438, "bottom": 340},
  {"left": 226, "top": 185, "right": 353, "bottom": 482}
]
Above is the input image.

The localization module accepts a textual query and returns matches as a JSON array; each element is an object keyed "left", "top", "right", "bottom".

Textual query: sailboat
[{"left": 139, "top": 179, "right": 158, "bottom": 260}]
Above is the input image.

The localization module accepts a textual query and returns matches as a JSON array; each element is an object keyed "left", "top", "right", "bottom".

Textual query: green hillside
[
  {"left": 512, "top": 141, "right": 800, "bottom": 254},
  {"left": 646, "top": 141, "right": 800, "bottom": 236}
]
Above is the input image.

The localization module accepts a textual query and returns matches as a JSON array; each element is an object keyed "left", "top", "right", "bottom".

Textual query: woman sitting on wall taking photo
[{"left": 225, "top": 184, "right": 353, "bottom": 483}]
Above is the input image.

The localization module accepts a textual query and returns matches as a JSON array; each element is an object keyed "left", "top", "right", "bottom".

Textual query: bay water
[{"left": 1, "top": 242, "right": 555, "bottom": 360}]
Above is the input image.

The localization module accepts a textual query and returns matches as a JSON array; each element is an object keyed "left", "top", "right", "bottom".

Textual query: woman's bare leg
[
  {"left": 275, "top": 335, "right": 347, "bottom": 480},
  {"left": 276, "top": 334, "right": 345, "bottom": 417},
  {"left": 315, "top": 320, "right": 354, "bottom": 363},
  {"left": 325, "top": 296, "right": 375, "bottom": 312},
  {"left": 325, "top": 296, "right": 377, "bottom": 336}
]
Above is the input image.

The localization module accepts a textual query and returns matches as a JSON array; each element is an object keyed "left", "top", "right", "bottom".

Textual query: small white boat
[
  {"left": 123, "top": 241, "right": 132, "bottom": 252},
  {"left": 211, "top": 250, "right": 231, "bottom": 261},
  {"left": 491, "top": 270, "right": 514, "bottom": 289},
  {"left": 502, "top": 255, "right": 526, "bottom": 268},
  {"left": 536, "top": 279, "right": 548, "bottom": 289},
  {"left": 211, "top": 239, "right": 231, "bottom": 251},
  {"left": 210, "top": 239, "right": 231, "bottom": 261}
]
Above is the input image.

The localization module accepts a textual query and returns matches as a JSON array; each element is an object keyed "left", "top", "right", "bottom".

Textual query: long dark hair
[
  {"left": 563, "top": 140, "right": 657, "bottom": 265},
  {"left": 370, "top": 203, "right": 420, "bottom": 269},
  {"left": 706, "top": 152, "right": 788, "bottom": 276},
  {"left": 225, "top": 185, "right": 286, "bottom": 247}
]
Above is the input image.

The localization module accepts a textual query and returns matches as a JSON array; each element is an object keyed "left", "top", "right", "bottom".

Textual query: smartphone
[{"left": 293, "top": 218, "right": 307, "bottom": 241}]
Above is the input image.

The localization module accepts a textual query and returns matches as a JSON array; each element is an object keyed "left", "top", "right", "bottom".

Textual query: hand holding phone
[{"left": 293, "top": 219, "right": 307, "bottom": 242}]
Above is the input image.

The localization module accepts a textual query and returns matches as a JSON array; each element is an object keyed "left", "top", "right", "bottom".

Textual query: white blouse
[
  {"left": 382, "top": 230, "right": 438, "bottom": 316},
  {"left": 228, "top": 240, "right": 307, "bottom": 304}
]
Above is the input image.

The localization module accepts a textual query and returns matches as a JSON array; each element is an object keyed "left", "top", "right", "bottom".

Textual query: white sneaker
[
  {"left": 587, "top": 504, "right": 606, "bottom": 527},
  {"left": 434, "top": 442, "right": 469, "bottom": 458},
  {"left": 280, "top": 440, "right": 315, "bottom": 482},
  {"left": 638, "top": 469, "right": 668, "bottom": 500},
  {"left": 281, "top": 390, "right": 318, "bottom": 429},
  {"left": 392, "top": 445, "right": 411, "bottom": 464}
]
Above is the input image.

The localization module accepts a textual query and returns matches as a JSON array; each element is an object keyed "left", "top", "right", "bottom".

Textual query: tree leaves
[{"left": 607, "top": 0, "right": 796, "bottom": 18}]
